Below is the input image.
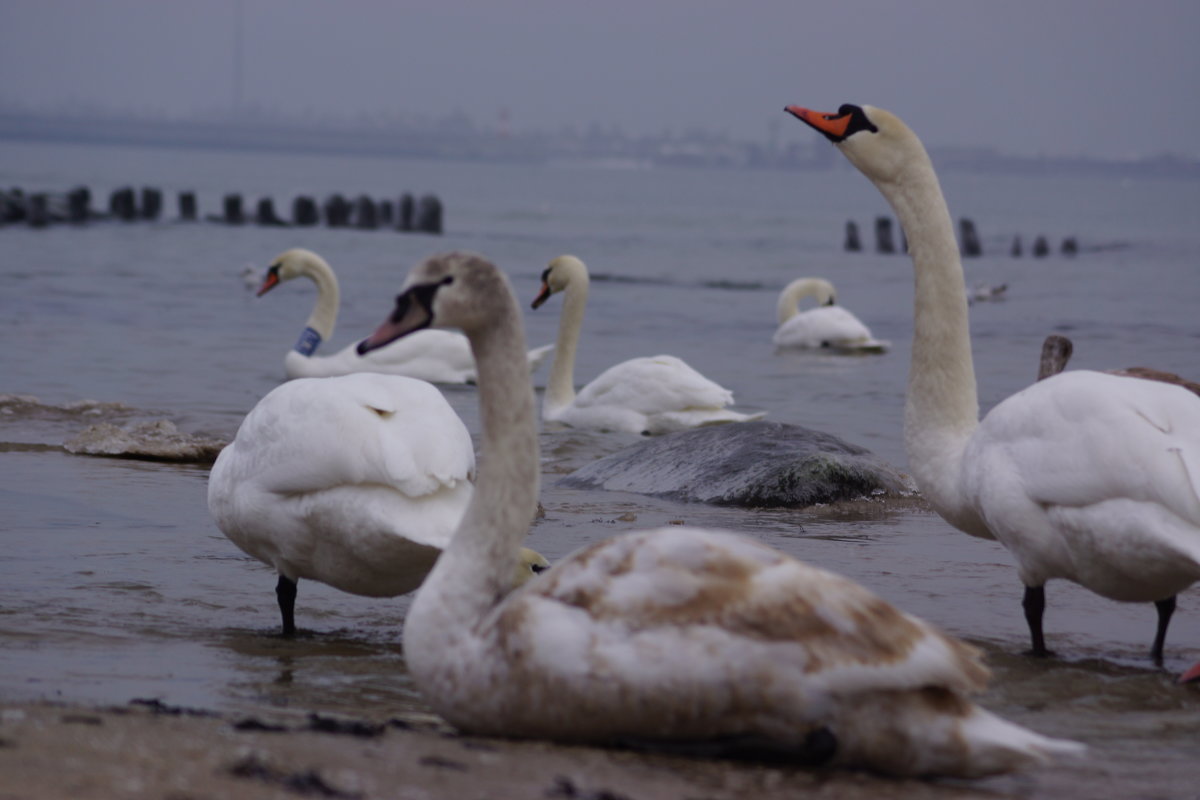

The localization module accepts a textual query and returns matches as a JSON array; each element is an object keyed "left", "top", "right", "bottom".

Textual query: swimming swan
[
  {"left": 786, "top": 102, "right": 1200, "bottom": 663},
  {"left": 773, "top": 277, "right": 889, "bottom": 353},
  {"left": 257, "top": 248, "right": 552, "bottom": 384},
  {"left": 531, "top": 254, "right": 763, "bottom": 434},
  {"left": 207, "top": 371, "right": 548, "bottom": 634},
  {"left": 355, "top": 251, "right": 1082, "bottom": 778}
]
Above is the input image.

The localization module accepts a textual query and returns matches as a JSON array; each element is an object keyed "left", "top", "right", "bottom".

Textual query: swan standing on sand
[
  {"left": 530, "top": 254, "right": 763, "bottom": 434},
  {"left": 257, "top": 248, "right": 552, "bottom": 384},
  {"left": 773, "top": 277, "right": 890, "bottom": 352},
  {"left": 355, "top": 251, "right": 1082, "bottom": 778},
  {"left": 207, "top": 372, "right": 548, "bottom": 634},
  {"left": 786, "top": 102, "right": 1200, "bottom": 664}
]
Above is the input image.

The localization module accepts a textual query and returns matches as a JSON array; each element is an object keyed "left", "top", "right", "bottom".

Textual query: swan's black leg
[
  {"left": 1022, "top": 584, "right": 1054, "bottom": 658},
  {"left": 276, "top": 575, "right": 297, "bottom": 636},
  {"left": 1151, "top": 596, "right": 1176, "bottom": 666}
]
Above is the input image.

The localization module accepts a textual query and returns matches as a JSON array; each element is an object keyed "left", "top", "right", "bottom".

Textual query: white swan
[
  {"left": 257, "top": 248, "right": 552, "bottom": 384},
  {"left": 787, "top": 102, "right": 1200, "bottom": 663},
  {"left": 530, "top": 254, "right": 763, "bottom": 434},
  {"left": 773, "top": 277, "right": 889, "bottom": 352},
  {"left": 355, "top": 251, "right": 1082, "bottom": 778},
  {"left": 207, "top": 371, "right": 548, "bottom": 634}
]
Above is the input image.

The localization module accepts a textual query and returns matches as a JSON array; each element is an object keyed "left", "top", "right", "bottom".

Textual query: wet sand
[{"left": 3, "top": 650, "right": 1198, "bottom": 800}]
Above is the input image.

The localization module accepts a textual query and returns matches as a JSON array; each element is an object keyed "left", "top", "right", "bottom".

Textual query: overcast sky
[{"left": 2, "top": 0, "right": 1198, "bottom": 159}]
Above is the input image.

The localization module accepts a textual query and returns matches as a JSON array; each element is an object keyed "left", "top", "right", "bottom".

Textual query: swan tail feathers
[{"left": 956, "top": 707, "right": 1085, "bottom": 776}]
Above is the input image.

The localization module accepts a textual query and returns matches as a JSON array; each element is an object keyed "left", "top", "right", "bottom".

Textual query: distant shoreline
[{"left": 2, "top": 110, "right": 1198, "bottom": 179}]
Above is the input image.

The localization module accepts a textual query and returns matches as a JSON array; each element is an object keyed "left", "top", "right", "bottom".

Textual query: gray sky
[{"left": 2, "top": 0, "right": 1198, "bottom": 159}]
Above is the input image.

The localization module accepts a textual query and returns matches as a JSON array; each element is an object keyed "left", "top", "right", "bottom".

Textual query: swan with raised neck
[
  {"left": 530, "top": 254, "right": 764, "bottom": 434},
  {"left": 356, "top": 251, "right": 1083, "bottom": 778},
  {"left": 786, "top": 102, "right": 1200, "bottom": 664},
  {"left": 258, "top": 248, "right": 551, "bottom": 383}
]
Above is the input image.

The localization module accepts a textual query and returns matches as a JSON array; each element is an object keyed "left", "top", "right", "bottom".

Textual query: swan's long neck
[
  {"left": 544, "top": 274, "right": 588, "bottom": 414},
  {"left": 776, "top": 278, "right": 830, "bottom": 324},
  {"left": 875, "top": 155, "right": 979, "bottom": 507},
  {"left": 298, "top": 256, "right": 340, "bottom": 354},
  {"left": 419, "top": 295, "right": 540, "bottom": 622}
]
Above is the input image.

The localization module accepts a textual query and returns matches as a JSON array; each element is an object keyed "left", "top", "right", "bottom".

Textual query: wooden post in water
[
  {"left": 140, "top": 187, "right": 162, "bottom": 221},
  {"left": 1032, "top": 236, "right": 1049, "bottom": 257},
  {"left": 28, "top": 193, "right": 50, "bottom": 228},
  {"left": 1010, "top": 235, "right": 1023, "bottom": 257},
  {"left": 844, "top": 220, "right": 861, "bottom": 252},
  {"left": 397, "top": 193, "right": 414, "bottom": 231},
  {"left": 110, "top": 187, "right": 137, "bottom": 222},
  {"left": 222, "top": 194, "right": 245, "bottom": 224},
  {"left": 874, "top": 216, "right": 895, "bottom": 254},
  {"left": 958, "top": 218, "right": 981, "bottom": 257},
  {"left": 67, "top": 187, "right": 91, "bottom": 224},
  {"left": 354, "top": 195, "right": 378, "bottom": 229},
  {"left": 255, "top": 197, "right": 287, "bottom": 226},
  {"left": 292, "top": 196, "right": 319, "bottom": 226},
  {"left": 178, "top": 191, "right": 197, "bottom": 221},
  {"left": 324, "top": 194, "right": 350, "bottom": 227},
  {"left": 416, "top": 194, "right": 443, "bottom": 234}
]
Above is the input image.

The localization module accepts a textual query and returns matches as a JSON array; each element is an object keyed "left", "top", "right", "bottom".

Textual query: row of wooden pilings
[
  {"left": 845, "top": 217, "right": 1079, "bottom": 257},
  {"left": 0, "top": 186, "right": 444, "bottom": 234}
]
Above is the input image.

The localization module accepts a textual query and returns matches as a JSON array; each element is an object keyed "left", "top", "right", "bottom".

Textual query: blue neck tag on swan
[{"left": 293, "top": 327, "right": 322, "bottom": 356}]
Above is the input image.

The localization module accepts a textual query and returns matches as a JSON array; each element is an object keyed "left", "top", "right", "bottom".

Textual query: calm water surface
[{"left": 2, "top": 140, "right": 1198, "bottom": 796}]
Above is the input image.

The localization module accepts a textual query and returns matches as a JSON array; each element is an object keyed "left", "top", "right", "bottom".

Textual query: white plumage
[
  {"left": 208, "top": 371, "right": 546, "bottom": 633},
  {"left": 786, "top": 102, "right": 1200, "bottom": 663},
  {"left": 531, "top": 254, "right": 764, "bottom": 434},
  {"left": 258, "top": 248, "right": 552, "bottom": 384},
  {"left": 773, "top": 277, "right": 889, "bottom": 353},
  {"left": 356, "top": 251, "right": 1083, "bottom": 778}
]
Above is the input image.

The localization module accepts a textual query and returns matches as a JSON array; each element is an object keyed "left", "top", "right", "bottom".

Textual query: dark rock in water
[{"left": 559, "top": 420, "right": 913, "bottom": 508}]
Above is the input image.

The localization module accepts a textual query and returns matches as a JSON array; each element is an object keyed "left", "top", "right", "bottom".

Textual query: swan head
[
  {"left": 531, "top": 254, "right": 588, "bottom": 309},
  {"left": 515, "top": 547, "right": 551, "bottom": 585},
  {"left": 357, "top": 252, "right": 513, "bottom": 353},
  {"left": 257, "top": 247, "right": 323, "bottom": 297},
  {"left": 784, "top": 103, "right": 924, "bottom": 185}
]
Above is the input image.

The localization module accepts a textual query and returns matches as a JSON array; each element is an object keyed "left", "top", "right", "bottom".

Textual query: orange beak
[
  {"left": 256, "top": 270, "right": 280, "bottom": 297},
  {"left": 784, "top": 105, "right": 851, "bottom": 140},
  {"left": 531, "top": 282, "right": 552, "bottom": 310}
]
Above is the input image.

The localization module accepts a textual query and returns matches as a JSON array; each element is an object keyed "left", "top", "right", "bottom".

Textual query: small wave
[
  {"left": 63, "top": 420, "right": 226, "bottom": 464},
  {"left": 0, "top": 393, "right": 138, "bottom": 419},
  {"left": 589, "top": 272, "right": 675, "bottom": 287}
]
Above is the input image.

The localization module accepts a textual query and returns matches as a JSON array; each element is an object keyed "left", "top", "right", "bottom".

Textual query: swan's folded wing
[
  {"left": 244, "top": 374, "right": 474, "bottom": 497},
  {"left": 507, "top": 527, "right": 989, "bottom": 696},
  {"left": 969, "top": 371, "right": 1200, "bottom": 532},
  {"left": 576, "top": 356, "right": 736, "bottom": 414}
]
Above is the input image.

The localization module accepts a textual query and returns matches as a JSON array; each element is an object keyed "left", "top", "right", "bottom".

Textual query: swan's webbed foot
[
  {"left": 276, "top": 574, "right": 298, "bottom": 637},
  {"left": 1151, "top": 596, "right": 1176, "bottom": 666}
]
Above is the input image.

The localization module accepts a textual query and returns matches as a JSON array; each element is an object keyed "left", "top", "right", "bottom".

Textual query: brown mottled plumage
[{"left": 358, "top": 251, "right": 1083, "bottom": 779}]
